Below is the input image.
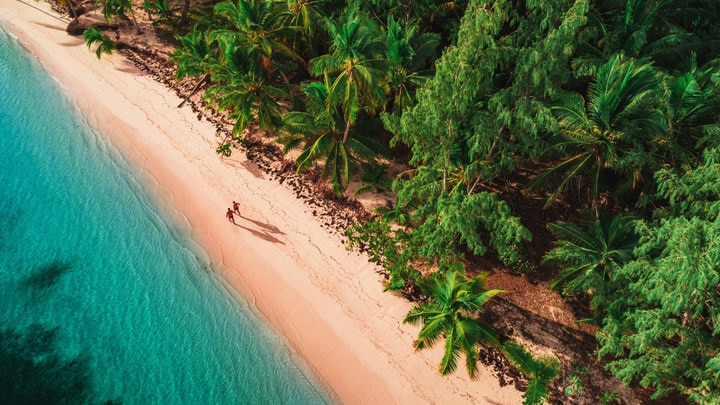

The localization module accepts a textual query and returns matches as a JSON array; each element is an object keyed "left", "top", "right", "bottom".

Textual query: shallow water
[{"left": 0, "top": 26, "right": 329, "bottom": 404}]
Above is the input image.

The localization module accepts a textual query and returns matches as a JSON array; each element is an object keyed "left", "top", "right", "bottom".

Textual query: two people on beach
[{"left": 226, "top": 201, "right": 241, "bottom": 224}]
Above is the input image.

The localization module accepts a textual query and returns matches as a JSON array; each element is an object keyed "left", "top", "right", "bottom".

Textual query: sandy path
[{"left": 0, "top": 2, "right": 522, "bottom": 404}]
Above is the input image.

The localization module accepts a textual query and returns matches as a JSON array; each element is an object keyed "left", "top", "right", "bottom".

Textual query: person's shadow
[
  {"left": 241, "top": 216, "right": 285, "bottom": 236},
  {"left": 231, "top": 214, "right": 285, "bottom": 244}
]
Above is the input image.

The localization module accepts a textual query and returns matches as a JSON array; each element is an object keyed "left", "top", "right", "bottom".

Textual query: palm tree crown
[
  {"left": 544, "top": 214, "right": 638, "bottom": 312},
  {"left": 403, "top": 269, "right": 504, "bottom": 377},
  {"left": 531, "top": 55, "right": 666, "bottom": 212}
]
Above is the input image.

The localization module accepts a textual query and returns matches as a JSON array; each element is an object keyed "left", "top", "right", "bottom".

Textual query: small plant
[
  {"left": 216, "top": 142, "right": 232, "bottom": 157},
  {"left": 563, "top": 362, "right": 588, "bottom": 397},
  {"left": 600, "top": 391, "right": 621, "bottom": 404}
]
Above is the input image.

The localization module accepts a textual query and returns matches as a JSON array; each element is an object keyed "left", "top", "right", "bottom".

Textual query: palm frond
[{"left": 82, "top": 27, "right": 115, "bottom": 59}]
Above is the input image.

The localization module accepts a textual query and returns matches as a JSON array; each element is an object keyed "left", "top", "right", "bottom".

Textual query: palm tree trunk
[
  {"left": 177, "top": 74, "right": 208, "bottom": 108},
  {"left": 65, "top": 0, "right": 79, "bottom": 20},
  {"left": 179, "top": 0, "right": 191, "bottom": 26},
  {"left": 130, "top": 11, "right": 142, "bottom": 34}
]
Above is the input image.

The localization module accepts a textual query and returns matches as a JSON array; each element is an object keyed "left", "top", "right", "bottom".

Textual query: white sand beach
[{"left": 0, "top": 1, "right": 522, "bottom": 403}]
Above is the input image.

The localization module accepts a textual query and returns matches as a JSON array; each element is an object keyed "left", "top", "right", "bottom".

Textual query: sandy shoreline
[{"left": 0, "top": 2, "right": 522, "bottom": 403}]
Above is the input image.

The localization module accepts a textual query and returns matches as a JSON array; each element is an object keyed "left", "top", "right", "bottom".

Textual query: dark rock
[{"left": 66, "top": 13, "right": 117, "bottom": 35}]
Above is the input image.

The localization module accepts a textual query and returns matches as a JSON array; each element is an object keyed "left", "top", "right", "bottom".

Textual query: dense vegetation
[{"left": 80, "top": 0, "right": 720, "bottom": 403}]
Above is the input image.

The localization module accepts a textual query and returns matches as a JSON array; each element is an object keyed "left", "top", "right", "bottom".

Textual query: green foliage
[
  {"left": 543, "top": 214, "right": 638, "bottom": 312},
  {"left": 216, "top": 142, "right": 232, "bottom": 157},
  {"left": 309, "top": 6, "right": 388, "bottom": 143},
  {"left": 346, "top": 214, "right": 421, "bottom": 292},
  {"left": 279, "top": 79, "right": 389, "bottom": 195},
  {"left": 282, "top": 0, "right": 332, "bottom": 57},
  {"left": 380, "top": 0, "right": 592, "bottom": 272},
  {"left": 600, "top": 391, "right": 621, "bottom": 404},
  {"left": 82, "top": 27, "right": 115, "bottom": 59},
  {"left": 171, "top": 29, "right": 216, "bottom": 79},
  {"left": 403, "top": 269, "right": 504, "bottom": 377},
  {"left": 531, "top": 55, "right": 666, "bottom": 211},
  {"left": 203, "top": 37, "right": 289, "bottom": 135},
  {"left": 559, "top": 362, "right": 588, "bottom": 398},
  {"left": 502, "top": 341, "right": 561, "bottom": 405},
  {"left": 101, "top": 0, "right": 141, "bottom": 33},
  {"left": 143, "top": 0, "right": 179, "bottom": 28},
  {"left": 212, "top": 0, "right": 303, "bottom": 79},
  {"left": 663, "top": 53, "right": 720, "bottom": 158},
  {"left": 383, "top": 16, "right": 439, "bottom": 115},
  {"left": 598, "top": 149, "right": 720, "bottom": 403},
  {"left": 575, "top": 0, "right": 720, "bottom": 72},
  {"left": 411, "top": 188, "right": 532, "bottom": 266}
]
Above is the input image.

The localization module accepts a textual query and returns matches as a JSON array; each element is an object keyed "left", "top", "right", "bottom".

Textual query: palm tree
[
  {"left": 403, "top": 268, "right": 504, "bottom": 377},
  {"left": 204, "top": 43, "right": 287, "bottom": 135},
  {"left": 543, "top": 214, "right": 637, "bottom": 312},
  {"left": 172, "top": 29, "right": 217, "bottom": 79},
  {"left": 82, "top": 27, "right": 115, "bottom": 59},
  {"left": 309, "top": 7, "right": 388, "bottom": 144},
  {"left": 171, "top": 30, "right": 220, "bottom": 107},
  {"left": 278, "top": 78, "right": 388, "bottom": 195},
  {"left": 530, "top": 55, "right": 666, "bottom": 213},
  {"left": 502, "top": 341, "right": 561, "bottom": 405},
  {"left": 384, "top": 16, "right": 439, "bottom": 115},
  {"left": 664, "top": 53, "right": 720, "bottom": 162},
  {"left": 282, "top": 0, "right": 330, "bottom": 58},
  {"left": 212, "top": 0, "right": 302, "bottom": 80}
]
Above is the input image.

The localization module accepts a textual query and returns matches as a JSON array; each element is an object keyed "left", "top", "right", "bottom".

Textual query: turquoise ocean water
[{"left": 0, "top": 26, "right": 329, "bottom": 404}]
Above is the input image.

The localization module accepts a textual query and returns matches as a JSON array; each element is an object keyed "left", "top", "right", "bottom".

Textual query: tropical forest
[{"left": 58, "top": 0, "right": 720, "bottom": 403}]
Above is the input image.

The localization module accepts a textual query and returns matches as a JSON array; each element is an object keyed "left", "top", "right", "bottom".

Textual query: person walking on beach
[
  {"left": 232, "top": 201, "right": 241, "bottom": 216},
  {"left": 226, "top": 208, "right": 235, "bottom": 224}
]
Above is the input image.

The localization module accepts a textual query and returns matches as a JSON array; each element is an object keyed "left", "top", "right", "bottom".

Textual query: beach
[{"left": 0, "top": 1, "right": 522, "bottom": 403}]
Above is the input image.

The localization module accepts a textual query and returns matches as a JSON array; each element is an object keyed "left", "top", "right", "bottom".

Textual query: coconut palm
[
  {"left": 171, "top": 30, "right": 220, "bottom": 107},
  {"left": 530, "top": 55, "right": 666, "bottom": 213},
  {"left": 204, "top": 43, "right": 287, "bottom": 135},
  {"left": 664, "top": 54, "right": 720, "bottom": 160},
  {"left": 172, "top": 29, "right": 218, "bottom": 80},
  {"left": 278, "top": 78, "right": 388, "bottom": 195},
  {"left": 309, "top": 7, "right": 388, "bottom": 144},
  {"left": 574, "top": 0, "right": 720, "bottom": 76},
  {"left": 403, "top": 268, "right": 504, "bottom": 377},
  {"left": 384, "top": 16, "right": 439, "bottom": 115},
  {"left": 212, "top": 0, "right": 302, "bottom": 80},
  {"left": 282, "top": 0, "right": 330, "bottom": 57},
  {"left": 82, "top": 27, "right": 115, "bottom": 59},
  {"left": 543, "top": 214, "right": 637, "bottom": 312}
]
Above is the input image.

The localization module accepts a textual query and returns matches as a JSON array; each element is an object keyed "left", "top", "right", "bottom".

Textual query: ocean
[{"left": 0, "top": 25, "right": 329, "bottom": 404}]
